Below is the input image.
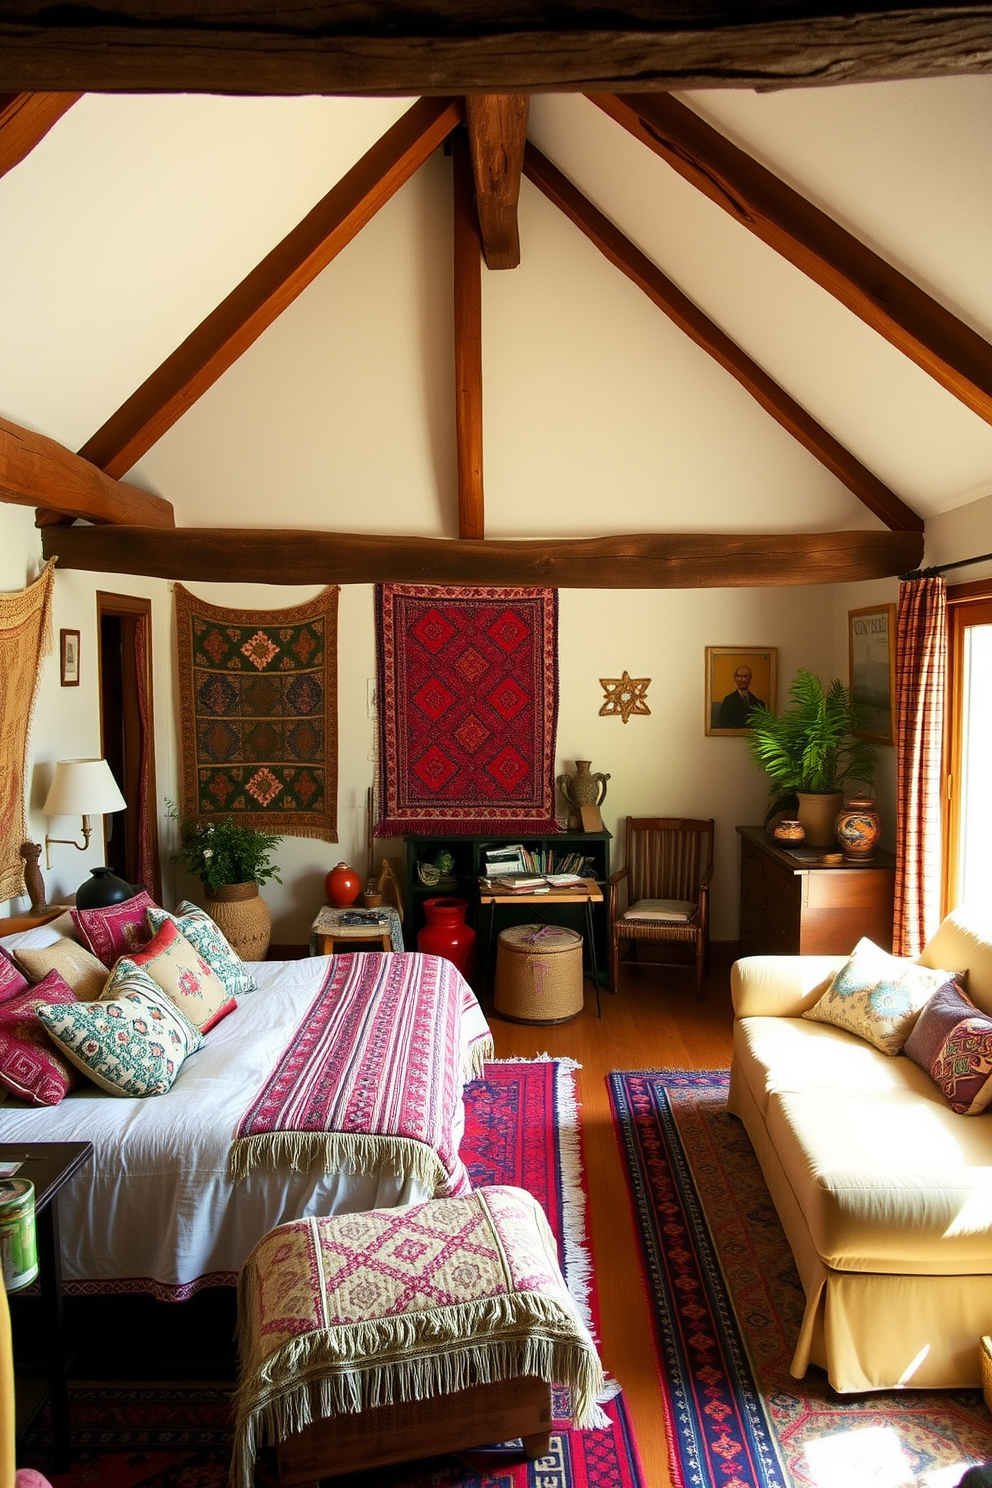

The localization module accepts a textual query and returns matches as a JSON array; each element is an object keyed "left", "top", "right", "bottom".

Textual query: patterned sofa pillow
[
  {"left": 0, "top": 969, "right": 80, "bottom": 1105},
  {"left": 38, "top": 975, "right": 203, "bottom": 1097},
  {"left": 107, "top": 917, "right": 236, "bottom": 1033},
  {"left": 802, "top": 936, "right": 963, "bottom": 1056},
  {"left": 0, "top": 949, "right": 30, "bottom": 1000},
  {"left": 146, "top": 902, "right": 256, "bottom": 999},
  {"left": 904, "top": 980, "right": 992, "bottom": 1115},
  {"left": 71, "top": 890, "right": 157, "bottom": 968}
]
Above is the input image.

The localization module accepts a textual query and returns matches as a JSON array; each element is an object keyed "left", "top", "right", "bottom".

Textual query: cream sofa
[{"left": 728, "top": 906, "right": 992, "bottom": 1394}]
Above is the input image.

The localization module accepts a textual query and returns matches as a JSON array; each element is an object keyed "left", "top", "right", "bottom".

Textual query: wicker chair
[{"left": 608, "top": 817, "right": 714, "bottom": 1000}]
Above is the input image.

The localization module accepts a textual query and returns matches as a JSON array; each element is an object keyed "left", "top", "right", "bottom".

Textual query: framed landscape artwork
[
  {"left": 848, "top": 603, "right": 896, "bottom": 745},
  {"left": 705, "top": 647, "right": 777, "bottom": 736}
]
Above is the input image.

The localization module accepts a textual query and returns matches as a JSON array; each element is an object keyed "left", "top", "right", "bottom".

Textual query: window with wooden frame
[{"left": 943, "top": 578, "right": 992, "bottom": 916}]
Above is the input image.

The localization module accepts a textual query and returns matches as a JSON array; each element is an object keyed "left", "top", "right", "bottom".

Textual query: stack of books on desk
[{"left": 490, "top": 873, "right": 586, "bottom": 892}]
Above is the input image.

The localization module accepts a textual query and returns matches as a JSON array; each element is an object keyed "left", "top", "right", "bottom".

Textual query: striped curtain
[{"left": 893, "top": 575, "right": 947, "bottom": 955}]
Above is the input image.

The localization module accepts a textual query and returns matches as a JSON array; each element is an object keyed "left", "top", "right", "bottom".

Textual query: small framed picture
[
  {"left": 60, "top": 628, "right": 80, "bottom": 686},
  {"left": 848, "top": 603, "right": 896, "bottom": 745},
  {"left": 705, "top": 647, "right": 777, "bottom": 736}
]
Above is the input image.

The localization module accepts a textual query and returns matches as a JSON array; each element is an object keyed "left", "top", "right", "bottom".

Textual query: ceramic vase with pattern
[{"left": 835, "top": 793, "right": 882, "bottom": 860}]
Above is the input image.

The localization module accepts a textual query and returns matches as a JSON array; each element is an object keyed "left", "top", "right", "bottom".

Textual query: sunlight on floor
[{"left": 802, "top": 1423, "right": 970, "bottom": 1488}]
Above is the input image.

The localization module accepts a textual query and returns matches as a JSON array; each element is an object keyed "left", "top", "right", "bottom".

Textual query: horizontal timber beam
[
  {"left": 79, "top": 96, "right": 464, "bottom": 478},
  {"left": 524, "top": 143, "right": 922, "bottom": 533},
  {"left": 0, "top": 91, "right": 80, "bottom": 180},
  {"left": 41, "top": 525, "right": 924, "bottom": 589},
  {"left": 591, "top": 92, "right": 992, "bottom": 427},
  {"left": 0, "top": 417, "right": 174, "bottom": 528},
  {"left": 1, "top": 5, "right": 990, "bottom": 93}
]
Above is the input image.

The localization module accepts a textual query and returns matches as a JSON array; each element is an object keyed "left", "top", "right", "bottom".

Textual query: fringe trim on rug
[
  {"left": 376, "top": 817, "right": 562, "bottom": 838},
  {"left": 228, "top": 1130, "right": 447, "bottom": 1194},
  {"left": 232, "top": 1288, "right": 604, "bottom": 1488}
]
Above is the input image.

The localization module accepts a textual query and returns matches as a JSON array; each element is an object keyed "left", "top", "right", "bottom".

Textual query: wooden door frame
[
  {"left": 942, "top": 577, "right": 992, "bottom": 917},
  {"left": 96, "top": 590, "right": 162, "bottom": 904}
]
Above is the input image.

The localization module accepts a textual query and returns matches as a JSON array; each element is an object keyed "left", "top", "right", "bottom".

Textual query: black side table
[{"left": 2, "top": 1140, "right": 93, "bottom": 1470}]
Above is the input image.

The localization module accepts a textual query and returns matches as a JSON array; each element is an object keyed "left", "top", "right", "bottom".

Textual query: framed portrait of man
[{"left": 705, "top": 647, "right": 777, "bottom": 736}]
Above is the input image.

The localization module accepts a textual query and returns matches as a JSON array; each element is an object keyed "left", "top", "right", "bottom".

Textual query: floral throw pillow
[
  {"left": 108, "top": 917, "right": 236, "bottom": 1033},
  {"left": 904, "top": 980, "right": 992, "bottom": 1115},
  {"left": 38, "top": 974, "right": 202, "bottom": 1097},
  {"left": 0, "top": 969, "right": 80, "bottom": 1106},
  {"left": 146, "top": 902, "right": 256, "bottom": 999},
  {"left": 801, "top": 936, "right": 963, "bottom": 1056},
  {"left": 71, "top": 890, "right": 157, "bottom": 968}
]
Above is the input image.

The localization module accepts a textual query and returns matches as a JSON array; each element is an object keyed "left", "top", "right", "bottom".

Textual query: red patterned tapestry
[
  {"left": 175, "top": 584, "right": 338, "bottom": 841},
  {"left": 376, "top": 584, "right": 559, "bottom": 836}
]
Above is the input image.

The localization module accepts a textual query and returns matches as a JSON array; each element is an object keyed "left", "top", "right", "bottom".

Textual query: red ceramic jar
[
  {"left": 324, "top": 862, "right": 362, "bottom": 907},
  {"left": 417, "top": 897, "right": 476, "bottom": 982}
]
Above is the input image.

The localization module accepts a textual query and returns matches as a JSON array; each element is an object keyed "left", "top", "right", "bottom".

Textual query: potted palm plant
[
  {"left": 166, "top": 802, "right": 282, "bottom": 959},
  {"left": 744, "top": 669, "right": 878, "bottom": 848}
]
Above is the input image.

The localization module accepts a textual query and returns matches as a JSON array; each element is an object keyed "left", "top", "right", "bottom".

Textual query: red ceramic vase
[
  {"left": 417, "top": 897, "right": 476, "bottom": 982},
  {"left": 324, "top": 862, "right": 362, "bottom": 907}
]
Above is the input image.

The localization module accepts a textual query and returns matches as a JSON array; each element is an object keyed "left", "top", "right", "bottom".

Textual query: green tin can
[{"left": 0, "top": 1178, "right": 38, "bottom": 1292}]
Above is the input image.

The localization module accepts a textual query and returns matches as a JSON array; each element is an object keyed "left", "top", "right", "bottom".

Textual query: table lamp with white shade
[{"left": 43, "top": 758, "right": 133, "bottom": 908}]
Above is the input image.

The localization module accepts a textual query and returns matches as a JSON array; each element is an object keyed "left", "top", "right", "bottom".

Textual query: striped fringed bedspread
[{"left": 230, "top": 952, "right": 493, "bottom": 1198}]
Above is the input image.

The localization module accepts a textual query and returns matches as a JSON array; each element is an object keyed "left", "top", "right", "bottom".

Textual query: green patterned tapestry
[{"left": 175, "top": 585, "right": 338, "bottom": 842}]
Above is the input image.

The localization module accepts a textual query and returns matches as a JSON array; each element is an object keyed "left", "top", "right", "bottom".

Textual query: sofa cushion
[
  {"left": 801, "top": 937, "right": 961, "bottom": 1055},
  {"left": 905, "top": 982, "right": 992, "bottom": 1116},
  {"left": 765, "top": 1085, "right": 992, "bottom": 1273},
  {"left": 920, "top": 909, "right": 992, "bottom": 1019}
]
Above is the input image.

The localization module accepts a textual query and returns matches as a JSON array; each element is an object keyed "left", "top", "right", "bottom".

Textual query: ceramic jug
[{"left": 557, "top": 760, "right": 610, "bottom": 830}]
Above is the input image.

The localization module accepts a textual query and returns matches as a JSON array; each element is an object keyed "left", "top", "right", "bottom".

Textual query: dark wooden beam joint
[
  {"left": 41, "top": 524, "right": 925, "bottom": 589},
  {"left": 0, "top": 416, "right": 175, "bottom": 528},
  {"left": 466, "top": 94, "right": 528, "bottom": 270},
  {"left": 453, "top": 128, "right": 485, "bottom": 540}
]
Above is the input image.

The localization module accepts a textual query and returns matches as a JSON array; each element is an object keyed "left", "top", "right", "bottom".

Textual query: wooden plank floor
[{"left": 484, "top": 949, "right": 737, "bottom": 1488}]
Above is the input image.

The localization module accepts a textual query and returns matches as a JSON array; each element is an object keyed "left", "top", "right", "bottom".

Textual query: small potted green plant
[
  {"left": 166, "top": 802, "right": 282, "bottom": 959},
  {"left": 744, "top": 669, "right": 878, "bottom": 848}
]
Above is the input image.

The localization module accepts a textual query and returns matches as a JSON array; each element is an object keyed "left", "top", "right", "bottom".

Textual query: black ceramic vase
[{"left": 75, "top": 865, "right": 136, "bottom": 909}]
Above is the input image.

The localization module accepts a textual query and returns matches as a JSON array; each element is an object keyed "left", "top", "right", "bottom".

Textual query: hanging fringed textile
[
  {"left": 0, "top": 559, "right": 55, "bottom": 902},
  {"left": 894, "top": 574, "right": 947, "bottom": 956}
]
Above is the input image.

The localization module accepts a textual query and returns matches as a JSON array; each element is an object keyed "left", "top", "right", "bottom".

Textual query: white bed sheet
[{"left": 0, "top": 953, "right": 491, "bottom": 1299}]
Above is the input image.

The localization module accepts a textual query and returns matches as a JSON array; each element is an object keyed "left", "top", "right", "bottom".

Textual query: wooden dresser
[{"left": 737, "top": 825, "right": 895, "bottom": 955}]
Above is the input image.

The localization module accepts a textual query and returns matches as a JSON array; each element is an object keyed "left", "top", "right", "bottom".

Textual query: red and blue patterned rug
[
  {"left": 22, "top": 1060, "right": 643, "bottom": 1488},
  {"left": 609, "top": 1069, "right": 990, "bottom": 1488}
]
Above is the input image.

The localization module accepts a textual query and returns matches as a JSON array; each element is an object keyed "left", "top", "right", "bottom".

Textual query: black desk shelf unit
[{"left": 403, "top": 831, "right": 611, "bottom": 962}]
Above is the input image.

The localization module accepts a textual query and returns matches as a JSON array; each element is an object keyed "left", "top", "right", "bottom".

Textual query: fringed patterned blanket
[
  {"left": 375, "top": 583, "right": 559, "bottom": 836},
  {"left": 232, "top": 1185, "right": 604, "bottom": 1488},
  {"left": 231, "top": 953, "right": 493, "bottom": 1198}
]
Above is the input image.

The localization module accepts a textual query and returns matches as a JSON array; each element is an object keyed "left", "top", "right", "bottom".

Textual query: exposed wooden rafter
[
  {"left": 591, "top": 92, "right": 992, "bottom": 427},
  {"left": 0, "top": 91, "right": 80, "bottom": 180},
  {"left": 524, "top": 144, "right": 923, "bottom": 534},
  {"left": 40, "top": 523, "right": 923, "bottom": 589},
  {"left": 78, "top": 96, "right": 464, "bottom": 479},
  {"left": 452, "top": 129, "right": 485, "bottom": 540},
  {"left": 0, "top": 3, "right": 989, "bottom": 94},
  {"left": 0, "top": 417, "right": 174, "bottom": 528},
  {"left": 465, "top": 94, "right": 528, "bottom": 270}
]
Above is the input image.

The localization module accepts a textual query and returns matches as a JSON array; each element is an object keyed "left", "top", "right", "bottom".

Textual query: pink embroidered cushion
[
  {"left": 0, "top": 968, "right": 79, "bottom": 1106},
  {"left": 0, "top": 949, "right": 30, "bottom": 1001},
  {"left": 113, "top": 917, "right": 236, "bottom": 1033},
  {"left": 71, "top": 891, "right": 157, "bottom": 968}
]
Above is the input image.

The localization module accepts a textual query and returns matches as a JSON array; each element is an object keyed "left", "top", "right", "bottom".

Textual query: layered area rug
[
  {"left": 609, "top": 1068, "right": 990, "bottom": 1488},
  {"left": 22, "top": 1059, "right": 643, "bottom": 1488}
]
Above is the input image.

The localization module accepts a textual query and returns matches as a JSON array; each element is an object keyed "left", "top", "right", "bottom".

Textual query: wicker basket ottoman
[
  {"left": 494, "top": 923, "right": 584, "bottom": 1024},
  {"left": 233, "top": 1186, "right": 603, "bottom": 1488}
]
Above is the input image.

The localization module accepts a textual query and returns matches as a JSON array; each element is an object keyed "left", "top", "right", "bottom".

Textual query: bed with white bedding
[{"left": 0, "top": 948, "right": 493, "bottom": 1300}]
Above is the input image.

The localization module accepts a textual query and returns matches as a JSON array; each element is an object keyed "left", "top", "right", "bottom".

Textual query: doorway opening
[{"left": 97, "top": 592, "right": 161, "bottom": 903}]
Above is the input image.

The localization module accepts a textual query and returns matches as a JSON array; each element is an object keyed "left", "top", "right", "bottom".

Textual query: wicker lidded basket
[
  {"left": 981, "top": 1335, "right": 992, "bottom": 1412},
  {"left": 494, "top": 923, "right": 584, "bottom": 1025}
]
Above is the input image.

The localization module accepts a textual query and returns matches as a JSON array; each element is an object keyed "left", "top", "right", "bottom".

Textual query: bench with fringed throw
[{"left": 233, "top": 1185, "right": 604, "bottom": 1487}]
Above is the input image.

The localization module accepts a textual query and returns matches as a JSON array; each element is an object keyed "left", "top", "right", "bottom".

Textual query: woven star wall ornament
[{"left": 599, "top": 671, "right": 651, "bottom": 723}]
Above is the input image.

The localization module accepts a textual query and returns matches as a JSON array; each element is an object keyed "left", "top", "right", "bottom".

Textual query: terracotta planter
[
  {"left": 418, "top": 897, "right": 476, "bottom": 983},
  {"left": 203, "top": 881, "right": 271, "bottom": 961},
  {"left": 796, "top": 791, "right": 844, "bottom": 849}
]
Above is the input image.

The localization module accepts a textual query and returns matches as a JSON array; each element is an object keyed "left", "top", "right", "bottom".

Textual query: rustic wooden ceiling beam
[
  {"left": 524, "top": 143, "right": 922, "bottom": 534},
  {"left": 465, "top": 94, "right": 528, "bottom": 270},
  {"left": 78, "top": 96, "right": 464, "bottom": 479},
  {"left": 0, "top": 416, "right": 174, "bottom": 527},
  {"left": 590, "top": 92, "right": 992, "bottom": 427},
  {"left": 0, "top": 91, "right": 81, "bottom": 180},
  {"left": 452, "top": 128, "right": 485, "bottom": 540},
  {"left": 1, "top": 4, "right": 989, "bottom": 94},
  {"left": 41, "top": 523, "right": 923, "bottom": 589}
]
